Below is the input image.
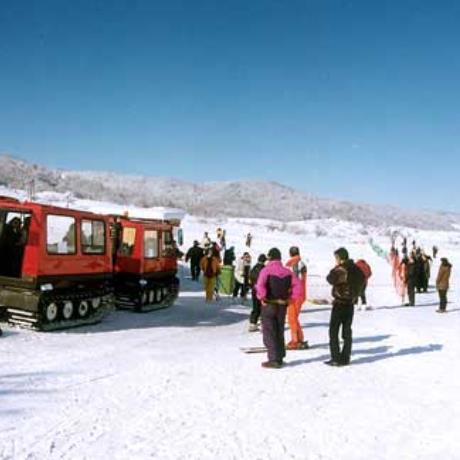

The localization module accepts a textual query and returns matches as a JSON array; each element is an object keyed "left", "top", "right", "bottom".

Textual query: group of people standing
[
  {"left": 184, "top": 229, "right": 453, "bottom": 369},
  {"left": 249, "top": 247, "right": 308, "bottom": 355},
  {"left": 253, "top": 246, "right": 366, "bottom": 368},
  {"left": 390, "top": 240, "right": 452, "bottom": 312}
]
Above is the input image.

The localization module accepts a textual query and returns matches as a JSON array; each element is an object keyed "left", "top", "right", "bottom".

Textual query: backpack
[
  {"left": 346, "top": 262, "right": 367, "bottom": 301},
  {"left": 356, "top": 259, "right": 372, "bottom": 280}
]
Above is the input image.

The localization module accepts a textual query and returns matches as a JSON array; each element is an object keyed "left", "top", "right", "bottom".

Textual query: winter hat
[
  {"left": 268, "top": 248, "right": 282, "bottom": 261},
  {"left": 258, "top": 254, "right": 267, "bottom": 264},
  {"left": 289, "top": 246, "right": 300, "bottom": 257},
  {"left": 334, "top": 247, "right": 349, "bottom": 261}
]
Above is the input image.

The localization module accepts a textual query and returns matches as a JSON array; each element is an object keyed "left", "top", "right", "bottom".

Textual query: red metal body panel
[
  {"left": 0, "top": 198, "right": 112, "bottom": 279},
  {"left": 115, "top": 217, "right": 178, "bottom": 276},
  {"left": 0, "top": 198, "right": 179, "bottom": 280}
]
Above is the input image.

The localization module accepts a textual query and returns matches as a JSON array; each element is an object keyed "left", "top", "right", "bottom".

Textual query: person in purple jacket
[{"left": 256, "top": 247, "right": 302, "bottom": 369}]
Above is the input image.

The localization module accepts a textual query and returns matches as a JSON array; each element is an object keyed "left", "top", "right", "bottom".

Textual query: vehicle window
[
  {"left": 0, "top": 211, "right": 32, "bottom": 246},
  {"left": 144, "top": 230, "right": 159, "bottom": 258},
  {"left": 0, "top": 210, "right": 32, "bottom": 277},
  {"left": 47, "top": 215, "right": 76, "bottom": 254},
  {"left": 81, "top": 220, "right": 106, "bottom": 254},
  {"left": 119, "top": 227, "right": 136, "bottom": 256},
  {"left": 162, "top": 230, "right": 173, "bottom": 251}
]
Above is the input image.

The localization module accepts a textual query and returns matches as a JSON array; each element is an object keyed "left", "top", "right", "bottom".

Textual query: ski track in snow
[{"left": 1, "top": 210, "right": 460, "bottom": 459}]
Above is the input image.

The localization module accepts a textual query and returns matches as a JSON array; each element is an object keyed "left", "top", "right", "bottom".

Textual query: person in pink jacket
[{"left": 256, "top": 247, "right": 302, "bottom": 369}]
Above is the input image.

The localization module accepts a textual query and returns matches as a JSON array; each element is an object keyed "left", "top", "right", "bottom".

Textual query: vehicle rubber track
[
  {"left": 116, "top": 284, "right": 179, "bottom": 313},
  {"left": 7, "top": 290, "right": 114, "bottom": 331}
]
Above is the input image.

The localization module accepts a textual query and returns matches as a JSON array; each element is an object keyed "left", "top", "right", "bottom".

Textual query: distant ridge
[{"left": 0, "top": 153, "right": 457, "bottom": 230}]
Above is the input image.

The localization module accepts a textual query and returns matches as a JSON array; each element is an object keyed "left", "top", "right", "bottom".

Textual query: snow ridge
[{"left": 0, "top": 153, "right": 458, "bottom": 230}]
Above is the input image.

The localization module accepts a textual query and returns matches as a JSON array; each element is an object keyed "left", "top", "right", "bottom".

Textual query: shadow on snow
[
  {"left": 287, "top": 341, "right": 442, "bottom": 368},
  {"left": 63, "top": 293, "right": 249, "bottom": 334}
]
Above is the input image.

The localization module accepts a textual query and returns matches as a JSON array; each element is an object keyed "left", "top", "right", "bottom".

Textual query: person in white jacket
[{"left": 233, "top": 252, "right": 252, "bottom": 299}]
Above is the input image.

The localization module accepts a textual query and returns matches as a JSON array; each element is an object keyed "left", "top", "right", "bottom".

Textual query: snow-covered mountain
[{"left": 1, "top": 153, "right": 458, "bottom": 230}]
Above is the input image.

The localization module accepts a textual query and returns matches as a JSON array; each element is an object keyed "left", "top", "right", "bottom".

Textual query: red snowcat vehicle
[
  {"left": 112, "top": 215, "right": 181, "bottom": 311},
  {"left": 0, "top": 197, "right": 183, "bottom": 331}
]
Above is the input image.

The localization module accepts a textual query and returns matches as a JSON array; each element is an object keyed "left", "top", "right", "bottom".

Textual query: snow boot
[
  {"left": 324, "top": 360, "right": 341, "bottom": 367},
  {"left": 248, "top": 323, "right": 259, "bottom": 332},
  {"left": 261, "top": 361, "right": 282, "bottom": 369}
]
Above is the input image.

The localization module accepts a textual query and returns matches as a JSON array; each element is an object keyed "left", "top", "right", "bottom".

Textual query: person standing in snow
[
  {"left": 200, "top": 249, "right": 221, "bottom": 303},
  {"left": 255, "top": 248, "right": 302, "bottom": 369},
  {"left": 414, "top": 251, "right": 427, "bottom": 293},
  {"left": 201, "top": 232, "right": 211, "bottom": 250},
  {"left": 223, "top": 246, "right": 236, "bottom": 266},
  {"left": 285, "top": 246, "right": 308, "bottom": 349},
  {"left": 436, "top": 258, "right": 452, "bottom": 313},
  {"left": 218, "top": 229, "right": 227, "bottom": 256},
  {"left": 248, "top": 254, "right": 267, "bottom": 332},
  {"left": 233, "top": 253, "right": 252, "bottom": 300},
  {"left": 404, "top": 255, "right": 417, "bottom": 306},
  {"left": 355, "top": 259, "right": 372, "bottom": 310},
  {"left": 245, "top": 233, "right": 253, "bottom": 248},
  {"left": 211, "top": 242, "right": 223, "bottom": 300},
  {"left": 422, "top": 252, "right": 432, "bottom": 292},
  {"left": 185, "top": 241, "right": 204, "bottom": 281},
  {"left": 402, "top": 238, "right": 408, "bottom": 257},
  {"left": 325, "top": 248, "right": 365, "bottom": 366},
  {"left": 432, "top": 245, "right": 439, "bottom": 259}
]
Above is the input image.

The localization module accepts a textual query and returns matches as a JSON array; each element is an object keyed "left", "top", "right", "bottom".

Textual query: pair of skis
[{"left": 240, "top": 341, "right": 309, "bottom": 354}]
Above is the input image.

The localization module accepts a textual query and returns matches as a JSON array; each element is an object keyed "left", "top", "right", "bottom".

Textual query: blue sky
[{"left": 1, "top": 0, "right": 459, "bottom": 211}]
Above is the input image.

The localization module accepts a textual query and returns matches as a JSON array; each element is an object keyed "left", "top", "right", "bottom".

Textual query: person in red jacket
[
  {"left": 355, "top": 259, "right": 372, "bottom": 311},
  {"left": 285, "top": 246, "right": 308, "bottom": 349}
]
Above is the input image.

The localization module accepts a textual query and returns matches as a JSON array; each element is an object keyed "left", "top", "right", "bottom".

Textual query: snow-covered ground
[{"left": 1, "top": 191, "right": 460, "bottom": 459}]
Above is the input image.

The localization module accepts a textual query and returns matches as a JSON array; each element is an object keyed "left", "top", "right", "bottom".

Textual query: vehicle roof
[{"left": 0, "top": 197, "right": 110, "bottom": 220}]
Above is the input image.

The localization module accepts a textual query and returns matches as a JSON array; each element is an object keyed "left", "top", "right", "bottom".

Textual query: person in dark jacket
[
  {"left": 185, "top": 241, "right": 204, "bottom": 281},
  {"left": 404, "top": 255, "right": 417, "bottom": 306},
  {"left": 223, "top": 246, "right": 236, "bottom": 266},
  {"left": 248, "top": 254, "right": 267, "bottom": 332},
  {"left": 422, "top": 252, "right": 432, "bottom": 292},
  {"left": 436, "top": 258, "right": 452, "bottom": 312},
  {"left": 414, "top": 251, "right": 427, "bottom": 293},
  {"left": 325, "top": 247, "right": 364, "bottom": 366}
]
